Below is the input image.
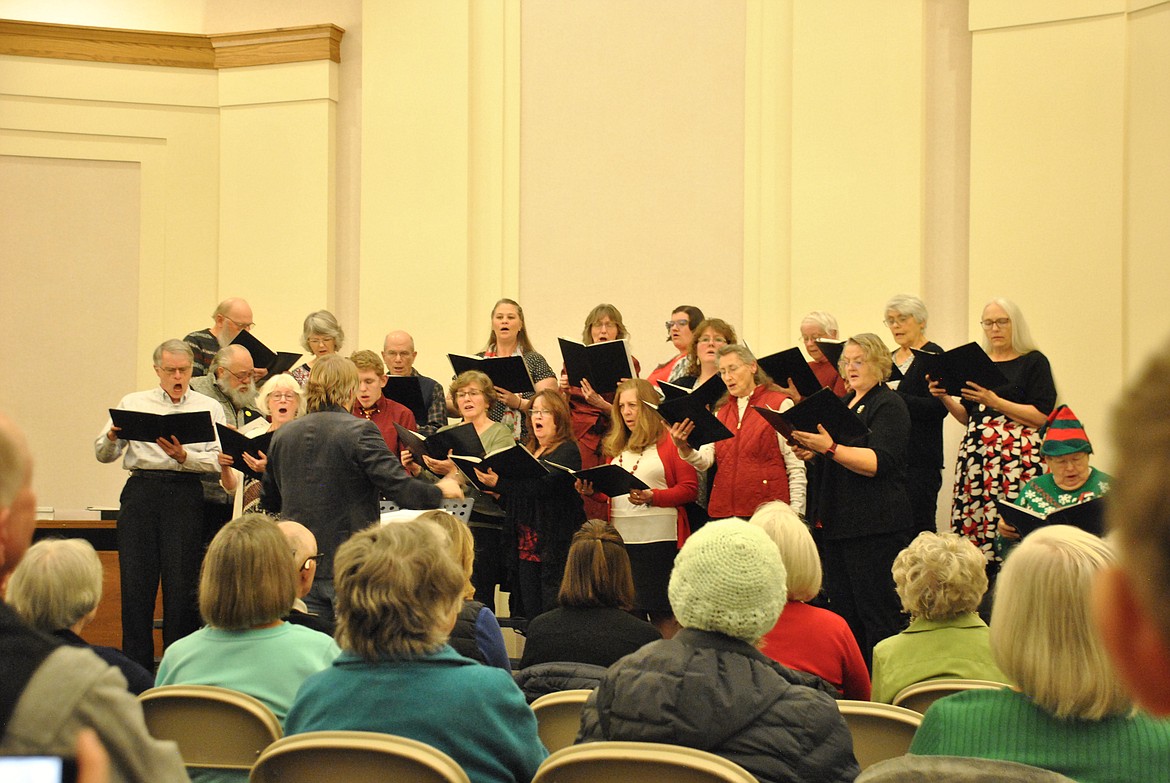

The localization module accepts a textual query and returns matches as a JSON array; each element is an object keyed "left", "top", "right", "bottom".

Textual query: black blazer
[{"left": 893, "top": 341, "right": 948, "bottom": 469}]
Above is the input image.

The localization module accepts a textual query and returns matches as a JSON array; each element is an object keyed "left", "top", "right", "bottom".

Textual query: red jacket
[
  {"left": 595, "top": 433, "right": 698, "bottom": 548},
  {"left": 709, "top": 385, "right": 791, "bottom": 519}
]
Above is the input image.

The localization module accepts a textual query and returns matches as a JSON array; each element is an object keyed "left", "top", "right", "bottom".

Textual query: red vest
[{"left": 708, "top": 385, "right": 791, "bottom": 519}]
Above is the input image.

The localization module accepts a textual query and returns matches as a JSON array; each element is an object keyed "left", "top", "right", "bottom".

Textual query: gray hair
[
  {"left": 153, "top": 339, "right": 193, "bottom": 366},
  {"left": 300, "top": 310, "right": 345, "bottom": 353},
  {"left": 257, "top": 373, "right": 305, "bottom": 417},
  {"left": 7, "top": 538, "right": 104, "bottom": 632},
  {"left": 981, "top": 297, "right": 1039, "bottom": 355},
  {"left": 800, "top": 311, "right": 839, "bottom": 337},
  {"left": 209, "top": 344, "right": 250, "bottom": 376},
  {"left": 884, "top": 294, "right": 928, "bottom": 325}
]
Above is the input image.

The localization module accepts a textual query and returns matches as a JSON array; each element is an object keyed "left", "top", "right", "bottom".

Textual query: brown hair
[
  {"left": 603, "top": 378, "right": 664, "bottom": 458},
  {"left": 525, "top": 389, "right": 576, "bottom": 452},
  {"left": 558, "top": 520, "right": 637, "bottom": 611},
  {"left": 449, "top": 370, "right": 498, "bottom": 407},
  {"left": 685, "top": 318, "right": 737, "bottom": 377},
  {"left": 199, "top": 514, "right": 298, "bottom": 630},
  {"left": 581, "top": 303, "right": 629, "bottom": 344},
  {"left": 666, "top": 305, "right": 705, "bottom": 342},
  {"left": 349, "top": 349, "right": 386, "bottom": 376},
  {"left": 482, "top": 298, "right": 536, "bottom": 354},
  {"left": 305, "top": 355, "right": 359, "bottom": 412}
]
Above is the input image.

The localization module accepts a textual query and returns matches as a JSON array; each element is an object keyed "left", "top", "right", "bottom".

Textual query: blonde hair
[
  {"left": 449, "top": 370, "right": 498, "bottom": 407},
  {"left": 842, "top": 333, "right": 894, "bottom": 383},
  {"left": 582, "top": 304, "right": 629, "bottom": 344},
  {"left": 482, "top": 298, "right": 536, "bottom": 354},
  {"left": 417, "top": 510, "right": 476, "bottom": 601},
  {"left": 603, "top": 378, "right": 664, "bottom": 458},
  {"left": 892, "top": 531, "right": 987, "bottom": 620},
  {"left": 199, "top": 514, "right": 298, "bottom": 630},
  {"left": 7, "top": 538, "right": 103, "bottom": 632},
  {"left": 334, "top": 520, "right": 464, "bottom": 659},
  {"left": 299, "top": 309, "right": 344, "bottom": 352},
  {"left": 349, "top": 349, "right": 385, "bottom": 376},
  {"left": 749, "top": 501, "right": 822, "bottom": 602},
  {"left": 256, "top": 373, "right": 304, "bottom": 418},
  {"left": 991, "top": 525, "right": 1129, "bottom": 719},
  {"left": 305, "top": 355, "right": 359, "bottom": 413}
]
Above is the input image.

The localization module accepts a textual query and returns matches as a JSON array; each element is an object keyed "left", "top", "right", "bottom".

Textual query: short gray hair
[
  {"left": 153, "top": 339, "right": 193, "bottom": 366},
  {"left": 884, "top": 294, "right": 928, "bottom": 325},
  {"left": 209, "top": 344, "right": 250, "bottom": 376},
  {"left": 257, "top": 373, "right": 305, "bottom": 417},
  {"left": 800, "top": 311, "right": 839, "bottom": 337},
  {"left": 300, "top": 310, "right": 345, "bottom": 352},
  {"left": 892, "top": 531, "right": 986, "bottom": 620},
  {"left": 7, "top": 538, "right": 104, "bottom": 632}
]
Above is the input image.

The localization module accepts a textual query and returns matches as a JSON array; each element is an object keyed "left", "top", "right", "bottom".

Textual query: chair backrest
[
  {"left": 836, "top": 700, "right": 923, "bottom": 772},
  {"left": 249, "top": 731, "right": 470, "bottom": 783},
  {"left": 891, "top": 678, "right": 1010, "bottom": 715},
  {"left": 856, "top": 754, "right": 1079, "bottom": 782},
  {"left": 138, "top": 684, "right": 282, "bottom": 770},
  {"left": 532, "top": 741, "right": 757, "bottom": 783},
  {"left": 530, "top": 689, "right": 593, "bottom": 753}
]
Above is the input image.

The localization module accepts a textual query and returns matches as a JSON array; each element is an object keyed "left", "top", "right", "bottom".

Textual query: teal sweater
[
  {"left": 285, "top": 646, "right": 547, "bottom": 783},
  {"left": 910, "top": 688, "right": 1170, "bottom": 783}
]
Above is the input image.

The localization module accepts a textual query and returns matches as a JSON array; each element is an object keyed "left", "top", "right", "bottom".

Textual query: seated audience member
[
  {"left": 418, "top": 509, "right": 511, "bottom": 671},
  {"left": 870, "top": 531, "right": 1007, "bottom": 703},
  {"left": 1094, "top": 339, "right": 1170, "bottom": 717},
  {"left": 0, "top": 411, "right": 187, "bottom": 782},
  {"left": 284, "top": 520, "right": 547, "bottom": 783},
  {"left": 910, "top": 526, "right": 1170, "bottom": 781},
  {"left": 6, "top": 538, "right": 154, "bottom": 695},
  {"left": 750, "top": 502, "right": 870, "bottom": 700},
  {"left": 277, "top": 520, "right": 334, "bottom": 636},
  {"left": 513, "top": 661, "right": 609, "bottom": 705},
  {"left": 578, "top": 520, "right": 859, "bottom": 783},
  {"left": 519, "top": 520, "right": 660, "bottom": 669},
  {"left": 155, "top": 514, "right": 340, "bottom": 731}
]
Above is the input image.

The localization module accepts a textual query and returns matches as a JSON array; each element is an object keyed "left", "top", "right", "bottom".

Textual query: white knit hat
[{"left": 668, "top": 519, "right": 787, "bottom": 642}]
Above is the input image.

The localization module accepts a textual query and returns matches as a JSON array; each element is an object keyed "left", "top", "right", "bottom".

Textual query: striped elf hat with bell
[{"left": 1040, "top": 404, "right": 1093, "bottom": 456}]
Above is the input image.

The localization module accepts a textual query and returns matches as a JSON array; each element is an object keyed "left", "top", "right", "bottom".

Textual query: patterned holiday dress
[{"left": 949, "top": 351, "right": 1057, "bottom": 566}]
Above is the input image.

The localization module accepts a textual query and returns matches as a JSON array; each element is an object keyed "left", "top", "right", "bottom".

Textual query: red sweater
[{"left": 759, "top": 600, "right": 871, "bottom": 700}]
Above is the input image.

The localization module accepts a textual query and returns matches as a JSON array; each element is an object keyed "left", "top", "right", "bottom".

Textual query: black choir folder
[
  {"left": 995, "top": 496, "right": 1106, "bottom": 539},
  {"left": 450, "top": 445, "right": 548, "bottom": 493},
  {"left": 757, "top": 348, "right": 822, "bottom": 398},
  {"left": 547, "top": 462, "right": 649, "bottom": 497},
  {"left": 815, "top": 339, "right": 847, "bottom": 375},
  {"left": 558, "top": 338, "right": 636, "bottom": 395},
  {"left": 395, "top": 422, "right": 486, "bottom": 464},
  {"left": 215, "top": 424, "right": 273, "bottom": 480},
  {"left": 753, "top": 387, "right": 870, "bottom": 447},
  {"left": 643, "top": 396, "right": 734, "bottom": 449},
  {"left": 912, "top": 342, "right": 1009, "bottom": 397},
  {"left": 381, "top": 375, "right": 426, "bottom": 414},
  {"left": 109, "top": 409, "right": 215, "bottom": 444},
  {"left": 448, "top": 353, "right": 535, "bottom": 394},
  {"left": 659, "top": 373, "right": 728, "bottom": 409},
  {"left": 230, "top": 330, "right": 301, "bottom": 376}
]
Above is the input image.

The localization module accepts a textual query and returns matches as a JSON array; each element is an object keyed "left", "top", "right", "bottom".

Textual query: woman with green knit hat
[{"left": 997, "top": 404, "right": 1111, "bottom": 558}]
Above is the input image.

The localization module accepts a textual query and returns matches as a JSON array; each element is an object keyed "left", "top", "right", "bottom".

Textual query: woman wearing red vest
[
  {"left": 577, "top": 378, "right": 698, "bottom": 637},
  {"left": 669, "top": 344, "right": 806, "bottom": 521}
]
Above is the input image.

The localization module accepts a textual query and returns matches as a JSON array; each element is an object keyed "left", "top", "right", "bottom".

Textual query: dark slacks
[
  {"left": 470, "top": 524, "right": 506, "bottom": 609},
  {"left": 906, "top": 464, "right": 943, "bottom": 537},
  {"left": 117, "top": 473, "right": 205, "bottom": 671},
  {"left": 825, "top": 530, "right": 911, "bottom": 670}
]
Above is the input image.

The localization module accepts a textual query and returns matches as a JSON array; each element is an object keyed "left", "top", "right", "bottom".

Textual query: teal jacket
[{"left": 285, "top": 646, "right": 547, "bottom": 783}]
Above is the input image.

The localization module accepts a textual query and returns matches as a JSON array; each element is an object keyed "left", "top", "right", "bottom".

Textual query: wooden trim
[{"left": 0, "top": 19, "right": 343, "bottom": 69}]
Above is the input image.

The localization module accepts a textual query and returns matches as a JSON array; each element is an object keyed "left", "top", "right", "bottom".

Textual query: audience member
[
  {"left": 276, "top": 520, "right": 333, "bottom": 636},
  {"left": 6, "top": 538, "right": 154, "bottom": 694},
  {"left": 261, "top": 355, "right": 462, "bottom": 623},
  {"left": 382, "top": 329, "right": 448, "bottom": 436},
  {"left": 519, "top": 520, "right": 660, "bottom": 669},
  {"left": 1, "top": 411, "right": 188, "bottom": 782},
  {"left": 418, "top": 509, "right": 510, "bottom": 670},
  {"left": 751, "top": 502, "right": 870, "bottom": 700},
  {"left": 578, "top": 520, "right": 860, "bottom": 783},
  {"left": 155, "top": 515, "right": 339, "bottom": 724},
  {"left": 870, "top": 531, "right": 1007, "bottom": 704},
  {"left": 290, "top": 309, "right": 343, "bottom": 386},
  {"left": 284, "top": 520, "right": 547, "bottom": 783},
  {"left": 910, "top": 526, "right": 1170, "bottom": 781},
  {"left": 95, "top": 338, "right": 226, "bottom": 669},
  {"left": 349, "top": 349, "right": 416, "bottom": 454},
  {"left": 183, "top": 297, "right": 255, "bottom": 376},
  {"left": 1094, "top": 337, "right": 1170, "bottom": 717}
]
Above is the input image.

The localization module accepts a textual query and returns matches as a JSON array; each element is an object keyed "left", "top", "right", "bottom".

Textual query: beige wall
[{"left": 2, "top": 0, "right": 1169, "bottom": 515}]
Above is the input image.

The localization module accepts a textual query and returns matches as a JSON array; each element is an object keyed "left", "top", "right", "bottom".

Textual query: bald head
[
  {"left": 0, "top": 412, "right": 36, "bottom": 578},
  {"left": 382, "top": 331, "right": 418, "bottom": 376},
  {"left": 211, "top": 297, "right": 254, "bottom": 341},
  {"left": 278, "top": 520, "right": 319, "bottom": 598}
]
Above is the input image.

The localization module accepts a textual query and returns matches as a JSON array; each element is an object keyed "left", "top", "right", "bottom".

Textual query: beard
[{"left": 216, "top": 373, "right": 258, "bottom": 409}]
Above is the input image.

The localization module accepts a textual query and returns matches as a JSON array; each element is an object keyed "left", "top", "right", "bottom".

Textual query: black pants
[
  {"left": 470, "top": 524, "right": 506, "bottom": 609},
  {"left": 825, "top": 531, "right": 911, "bottom": 670},
  {"left": 906, "top": 465, "right": 943, "bottom": 538},
  {"left": 117, "top": 473, "right": 205, "bottom": 670}
]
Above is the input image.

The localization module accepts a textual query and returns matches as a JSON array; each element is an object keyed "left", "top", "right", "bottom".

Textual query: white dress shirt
[{"left": 95, "top": 386, "right": 226, "bottom": 473}]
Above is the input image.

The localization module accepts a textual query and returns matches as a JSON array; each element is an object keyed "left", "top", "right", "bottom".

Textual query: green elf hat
[{"left": 1040, "top": 404, "right": 1093, "bottom": 456}]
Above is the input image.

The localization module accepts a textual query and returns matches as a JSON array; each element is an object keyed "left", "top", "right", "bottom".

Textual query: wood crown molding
[{"left": 0, "top": 19, "right": 343, "bottom": 69}]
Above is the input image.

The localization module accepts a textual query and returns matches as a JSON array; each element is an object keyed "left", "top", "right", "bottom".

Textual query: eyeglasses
[
  {"left": 455, "top": 389, "right": 483, "bottom": 399},
  {"left": 842, "top": 359, "right": 867, "bottom": 369},
  {"left": 268, "top": 391, "right": 297, "bottom": 402},
  {"left": 300, "top": 554, "right": 324, "bottom": 571},
  {"left": 883, "top": 314, "right": 913, "bottom": 327},
  {"left": 665, "top": 319, "right": 690, "bottom": 330},
  {"left": 225, "top": 368, "right": 253, "bottom": 383},
  {"left": 980, "top": 318, "right": 1011, "bottom": 330},
  {"left": 307, "top": 337, "right": 335, "bottom": 346},
  {"left": 697, "top": 335, "right": 728, "bottom": 345},
  {"left": 227, "top": 317, "right": 255, "bottom": 330},
  {"left": 593, "top": 320, "right": 618, "bottom": 330},
  {"left": 530, "top": 409, "right": 555, "bottom": 418},
  {"left": 157, "top": 365, "right": 191, "bottom": 376}
]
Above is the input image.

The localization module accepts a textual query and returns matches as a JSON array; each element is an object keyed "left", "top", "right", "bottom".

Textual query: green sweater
[{"left": 910, "top": 688, "right": 1170, "bottom": 783}]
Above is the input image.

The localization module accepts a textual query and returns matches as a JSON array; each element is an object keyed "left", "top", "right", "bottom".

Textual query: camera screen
[{"left": 0, "top": 756, "right": 70, "bottom": 783}]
